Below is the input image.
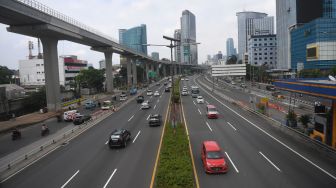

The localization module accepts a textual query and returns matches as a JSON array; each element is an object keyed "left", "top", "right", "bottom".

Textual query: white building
[
  {"left": 19, "top": 55, "right": 87, "bottom": 88},
  {"left": 248, "top": 34, "right": 277, "bottom": 69}
]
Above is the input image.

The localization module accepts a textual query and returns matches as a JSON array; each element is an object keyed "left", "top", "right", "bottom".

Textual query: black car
[
  {"left": 164, "top": 82, "right": 168, "bottom": 86},
  {"left": 73, "top": 115, "right": 92, "bottom": 125},
  {"left": 108, "top": 129, "right": 131, "bottom": 148},
  {"left": 136, "top": 95, "right": 145, "bottom": 103},
  {"left": 156, "top": 82, "right": 160, "bottom": 86},
  {"left": 148, "top": 114, "right": 162, "bottom": 127},
  {"left": 164, "top": 87, "right": 170, "bottom": 92}
]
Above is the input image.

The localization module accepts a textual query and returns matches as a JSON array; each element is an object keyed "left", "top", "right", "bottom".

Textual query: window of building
[
  {"left": 254, "top": 58, "right": 257, "bottom": 60},
  {"left": 270, "top": 52, "right": 273, "bottom": 55},
  {"left": 254, "top": 53, "right": 258, "bottom": 55},
  {"left": 254, "top": 39, "right": 257, "bottom": 41},
  {"left": 37, "top": 79, "right": 40, "bottom": 81},
  {"left": 259, "top": 43, "right": 262, "bottom": 46},
  {"left": 259, "top": 39, "right": 262, "bottom": 41},
  {"left": 42, "top": 79, "right": 45, "bottom": 81},
  {"left": 36, "top": 64, "right": 40, "bottom": 66},
  {"left": 264, "top": 43, "right": 267, "bottom": 46},
  {"left": 264, "top": 48, "right": 267, "bottom": 51},
  {"left": 259, "top": 57, "right": 262, "bottom": 60},
  {"left": 255, "top": 62, "right": 258, "bottom": 65},
  {"left": 270, "top": 57, "right": 273, "bottom": 59},
  {"left": 270, "top": 38, "right": 273, "bottom": 40},
  {"left": 270, "top": 62, "right": 273, "bottom": 64},
  {"left": 265, "top": 57, "right": 268, "bottom": 60},
  {"left": 41, "top": 64, "right": 44, "bottom": 66},
  {"left": 264, "top": 62, "right": 267, "bottom": 64},
  {"left": 254, "top": 44, "right": 257, "bottom": 46},
  {"left": 270, "top": 48, "right": 273, "bottom": 50},
  {"left": 264, "top": 53, "right": 267, "bottom": 55},
  {"left": 259, "top": 53, "right": 262, "bottom": 55},
  {"left": 270, "top": 43, "right": 273, "bottom": 45},
  {"left": 264, "top": 38, "right": 267, "bottom": 41}
]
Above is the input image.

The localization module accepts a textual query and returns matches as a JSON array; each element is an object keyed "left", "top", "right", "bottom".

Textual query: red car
[
  {"left": 206, "top": 105, "right": 219, "bottom": 119},
  {"left": 201, "top": 141, "right": 228, "bottom": 174}
]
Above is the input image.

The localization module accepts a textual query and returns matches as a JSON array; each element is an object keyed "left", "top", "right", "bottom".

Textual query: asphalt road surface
[
  {"left": 181, "top": 75, "right": 336, "bottom": 188},
  {"left": 1, "top": 83, "right": 170, "bottom": 188}
]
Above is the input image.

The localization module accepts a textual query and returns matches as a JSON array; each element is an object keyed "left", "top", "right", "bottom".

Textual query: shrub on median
[{"left": 155, "top": 122, "right": 195, "bottom": 188}]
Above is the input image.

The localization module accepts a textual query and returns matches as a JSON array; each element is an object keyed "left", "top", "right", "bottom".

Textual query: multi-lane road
[
  {"left": 1, "top": 83, "right": 170, "bottom": 188},
  {"left": 1, "top": 75, "right": 336, "bottom": 188},
  {"left": 182, "top": 75, "right": 336, "bottom": 188}
]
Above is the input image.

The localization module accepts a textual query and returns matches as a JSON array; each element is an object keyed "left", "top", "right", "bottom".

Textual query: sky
[{"left": 0, "top": 0, "right": 275, "bottom": 69}]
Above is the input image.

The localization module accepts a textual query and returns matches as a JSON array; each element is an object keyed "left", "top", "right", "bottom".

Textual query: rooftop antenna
[
  {"left": 28, "top": 41, "right": 34, "bottom": 59},
  {"left": 37, "top": 38, "right": 43, "bottom": 59}
]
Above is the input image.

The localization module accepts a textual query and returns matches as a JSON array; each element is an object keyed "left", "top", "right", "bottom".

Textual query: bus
[
  {"left": 101, "top": 100, "right": 112, "bottom": 110},
  {"left": 191, "top": 86, "right": 200, "bottom": 94}
]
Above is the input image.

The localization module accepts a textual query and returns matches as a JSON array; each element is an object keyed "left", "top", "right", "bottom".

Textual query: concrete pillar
[
  {"left": 127, "top": 60, "right": 132, "bottom": 88},
  {"left": 132, "top": 59, "right": 137, "bottom": 87},
  {"left": 104, "top": 52, "right": 113, "bottom": 93},
  {"left": 40, "top": 37, "right": 61, "bottom": 111},
  {"left": 145, "top": 63, "right": 150, "bottom": 82},
  {"left": 155, "top": 64, "right": 160, "bottom": 79},
  {"left": 162, "top": 64, "right": 167, "bottom": 78}
]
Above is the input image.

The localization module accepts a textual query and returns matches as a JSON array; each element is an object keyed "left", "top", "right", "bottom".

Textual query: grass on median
[{"left": 155, "top": 122, "right": 195, "bottom": 188}]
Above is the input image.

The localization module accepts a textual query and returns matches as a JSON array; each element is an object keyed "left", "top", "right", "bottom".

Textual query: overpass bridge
[{"left": 0, "top": 0, "right": 194, "bottom": 111}]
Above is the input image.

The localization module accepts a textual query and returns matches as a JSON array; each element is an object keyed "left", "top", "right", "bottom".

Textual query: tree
[
  {"left": 329, "top": 66, "right": 336, "bottom": 76},
  {"left": 75, "top": 67, "right": 105, "bottom": 92},
  {"left": 0, "top": 66, "right": 14, "bottom": 84},
  {"left": 299, "top": 114, "right": 310, "bottom": 129},
  {"left": 23, "top": 87, "right": 46, "bottom": 113},
  {"left": 226, "top": 55, "right": 238, "bottom": 65}
]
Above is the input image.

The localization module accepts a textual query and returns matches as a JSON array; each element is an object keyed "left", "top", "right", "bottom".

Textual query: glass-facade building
[
  {"left": 180, "top": 10, "right": 198, "bottom": 65},
  {"left": 119, "top": 24, "right": 147, "bottom": 55},
  {"left": 290, "top": 0, "right": 336, "bottom": 71}
]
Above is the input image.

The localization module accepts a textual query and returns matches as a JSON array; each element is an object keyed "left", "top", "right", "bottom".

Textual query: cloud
[{"left": 0, "top": 0, "right": 276, "bottom": 69}]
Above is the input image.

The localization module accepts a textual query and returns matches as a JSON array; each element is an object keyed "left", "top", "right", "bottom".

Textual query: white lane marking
[
  {"left": 132, "top": 131, "right": 141, "bottom": 143},
  {"left": 146, "top": 114, "right": 150, "bottom": 120},
  {"left": 198, "top": 109, "right": 202, "bottom": 115},
  {"left": 227, "top": 122, "right": 237, "bottom": 131},
  {"left": 193, "top": 101, "right": 196, "bottom": 105},
  {"left": 154, "top": 104, "right": 157, "bottom": 109},
  {"left": 128, "top": 115, "right": 134, "bottom": 122},
  {"left": 259, "top": 151, "right": 281, "bottom": 172},
  {"left": 105, "top": 140, "right": 109, "bottom": 145},
  {"left": 225, "top": 152, "right": 239, "bottom": 173},
  {"left": 103, "top": 169, "right": 117, "bottom": 188},
  {"left": 196, "top": 77, "right": 336, "bottom": 180},
  {"left": 205, "top": 101, "right": 209, "bottom": 105},
  {"left": 0, "top": 145, "right": 61, "bottom": 183},
  {"left": 206, "top": 122, "right": 212, "bottom": 132},
  {"left": 61, "top": 170, "right": 80, "bottom": 188}
]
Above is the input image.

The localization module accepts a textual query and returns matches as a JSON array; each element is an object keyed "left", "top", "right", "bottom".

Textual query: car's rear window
[{"left": 206, "top": 151, "right": 223, "bottom": 159}]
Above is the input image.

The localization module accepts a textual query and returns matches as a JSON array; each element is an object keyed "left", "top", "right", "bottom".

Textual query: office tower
[
  {"left": 226, "top": 38, "right": 236, "bottom": 57},
  {"left": 174, "top": 29, "right": 181, "bottom": 63},
  {"left": 119, "top": 24, "right": 147, "bottom": 55},
  {"left": 276, "top": 0, "right": 323, "bottom": 69},
  {"left": 180, "top": 10, "right": 198, "bottom": 64}
]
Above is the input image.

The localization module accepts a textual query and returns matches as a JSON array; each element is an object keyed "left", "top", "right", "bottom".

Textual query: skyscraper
[
  {"left": 151, "top": 52, "right": 160, "bottom": 60},
  {"left": 180, "top": 10, "right": 198, "bottom": 64},
  {"left": 276, "top": 0, "right": 323, "bottom": 69},
  {"left": 226, "top": 38, "right": 236, "bottom": 57},
  {"left": 236, "top": 12, "right": 274, "bottom": 60},
  {"left": 119, "top": 24, "right": 147, "bottom": 55},
  {"left": 174, "top": 29, "right": 181, "bottom": 63}
]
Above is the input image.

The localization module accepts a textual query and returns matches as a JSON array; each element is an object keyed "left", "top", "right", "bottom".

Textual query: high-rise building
[
  {"left": 151, "top": 52, "right": 160, "bottom": 60},
  {"left": 236, "top": 12, "right": 274, "bottom": 60},
  {"left": 119, "top": 24, "right": 147, "bottom": 55},
  {"left": 174, "top": 29, "right": 181, "bottom": 63},
  {"left": 180, "top": 10, "right": 198, "bottom": 64},
  {"left": 290, "top": 0, "right": 336, "bottom": 71},
  {"left": 276, "top": 0, "right": 323, "bottom": 69},
  {"left": 248, "top": 34, "right": 277, "bottom": 69},
  {"left": 226, "top": 38, "right": 236, "bottom": 57}
]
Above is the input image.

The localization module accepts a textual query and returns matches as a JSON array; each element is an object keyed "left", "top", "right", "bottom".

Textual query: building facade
[
  {"left": 226, "top": 38, "right": 236, "bottom": 57},
  {"left": 248, "top": 34, "right": 277, "bottom": 69},
  {"left": 174, "top": 29, "right": 181, "bottom": 63},
  {"left": 276, "top": 0, "right": 324, "bottom": 69},
  {"left": 119, "top": 24, "right": 147, "bottom": 55},
  {"left": 180, "top": 10, "right": 198, "bottom": 64},
  {"left": 19, "top": 55, "right": 87, "bottom": 88},
  {"left": 236, "top": 12, "right": 273, "bottom": 60},
  {"left": 151, "top": 52, "right": 160, "bottom": 60}
]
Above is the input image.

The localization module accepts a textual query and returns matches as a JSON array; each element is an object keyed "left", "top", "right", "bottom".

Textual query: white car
[
  {"left": 181, "top": 90, "right": 188, "bottom": 96},
  {"left": 120, "top": 94, "right": 127, "bottom": 101},
  {"left": 185, "top": 78, "right": 189, "bottom": 81},
  {"left": 63, "top": 110, "right": 80, "bottom": 121},
  {"left": 196, "top": 96, "right": 204, "bottom": 104},
  {"left": 141, "top": 101, "right": 151, "bottom": 109},
  {"left": 154, "top": 91, "right": 160, "bottom": 96},
  {"left": 181, "top": 78, "right": 185, "bottom": 81},
  {"left": 147, "top": 90, "right": 153, "bottom": 96}
]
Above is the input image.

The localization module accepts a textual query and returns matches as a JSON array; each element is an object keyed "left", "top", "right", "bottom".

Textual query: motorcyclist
[
  {"left": 41, "top": 124, "right": 49, "bottom": 131},
  {"left": 12, "top": 128, "right": 21, "bottom": 140}
]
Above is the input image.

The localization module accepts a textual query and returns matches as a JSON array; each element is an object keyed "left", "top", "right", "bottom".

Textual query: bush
[
  {"left": 299, "top": 114, "right": 310, "bottom": 128},
  {"left": 171, "top": 78, "right": 181, "bottom": 104},
  {"left": 155, "top": 123, "right": 195, "bottom": 188}
]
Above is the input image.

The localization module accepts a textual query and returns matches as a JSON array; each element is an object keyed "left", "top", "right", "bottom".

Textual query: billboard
[{"left": 211, "top": 64, "right": 246, "bottom": 76}]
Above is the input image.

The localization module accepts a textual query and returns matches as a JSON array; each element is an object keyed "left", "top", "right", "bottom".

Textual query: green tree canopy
[
  {"left": 75, "top": 67, "right": 105, "bottom": 91},
  {"left": 0, "top": 66, "right": 14, "bottom": 84}
]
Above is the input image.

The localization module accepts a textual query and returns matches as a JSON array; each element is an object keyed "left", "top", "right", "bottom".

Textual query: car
[
  {"left": 165, "top": 87, "right": 170, "bottom": 92},
  {"left": 154, "top": 91, "right": 160, "bottom": 96},
  {"left": 147, "top": 90, "right": 153, "bottom": 96},
  {"left": 85, "top": 101, "right": 96, "bottom": 109},
  {"left": 120, "top": 94, "right": 127, "bottom": 101},
  {"left": 164, "top": 82, "right": 168, "bottom": 86},
  {"left": 101, "top": 100, "right": 113, "bottom": 110},
  {"left": 192, "top": 93, "right": 198, "bottom": 98},
  {"left": 130, "top": 87, "right": 137, "bottom": 95},
  {"left": 240, "top": 83, "right": 247, "bottom": 88},
  {"left": 196, "top": 96, "right": 204, "bottom": 104},
  {"left": 141, "top": 101, "right": 151, "bottom": 109},
  {"left": 156, "top": 82, "right": 161, "bottom": 86},
  {"left": 185, "top": 78, "right": 189, "bottom": 81},
  {"left": 148, "top": 114, "right": 162, "bottom": 127},
  {"left": 201, "top": 141, "right": 228, "bottom": 174},
  {"left": 136, "top": 95, "right": 145, "bottom": 103},
  {"left": 183, "top": 86, "right": 187, "bottom": 90},
  {"left": 231, "top": 81, "right": 236, "bottom": 85},
  {"left": 63, "top": 110, "right": 80, "bottom": 121},
  {"left": 206, "top": 105, "right": 219, "bottom": 119},
  {"left": 181, "top": 78, "right": 185, "bottom": 81},
  {"left": 182, "top": 90, "right": 188, "bottom": 96},
  {"left": 73, "top": 115, "right": 92, "bottom": 125},
  {"left": 108, "top": 129, "right": 131, "bottom": 148}
]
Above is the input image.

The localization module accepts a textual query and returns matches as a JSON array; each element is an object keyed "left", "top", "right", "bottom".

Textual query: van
[{"left": 63, "top": 110, "right": 79, "bottom": 121}]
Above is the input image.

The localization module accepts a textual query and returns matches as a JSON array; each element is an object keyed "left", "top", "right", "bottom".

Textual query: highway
[
  {"left": 181, "top": 75, "right": 336, "bottom": 188},
  {"left": 1, "top": 83, "right": 170, "bottom": 188}
]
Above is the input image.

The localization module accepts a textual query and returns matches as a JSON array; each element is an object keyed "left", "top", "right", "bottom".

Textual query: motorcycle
[
  {"left": 41, "top": 128, "right": 50, "bottom": 136},
  {"left": 12, "top": 130, "right": 21, "bottom": 140}
]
